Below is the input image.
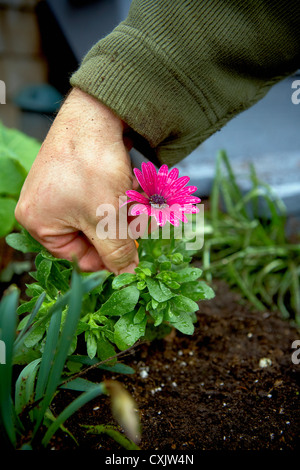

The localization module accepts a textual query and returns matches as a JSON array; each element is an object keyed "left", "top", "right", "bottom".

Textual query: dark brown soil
[
  {"left": 1, "top": 238, "right": 299, "bottom": 452},
  {"left": 50, "top": 279, "right": 300, "bottom": 452}
]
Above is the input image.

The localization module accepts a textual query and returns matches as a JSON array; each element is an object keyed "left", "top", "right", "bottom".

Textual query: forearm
[{"left": 70, "top": 0, "right": 300, "bottom": 166}]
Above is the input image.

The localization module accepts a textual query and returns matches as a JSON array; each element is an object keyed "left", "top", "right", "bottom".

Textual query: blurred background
[{"left": 0, "top": 0, "right": 299, "bottom": 217}]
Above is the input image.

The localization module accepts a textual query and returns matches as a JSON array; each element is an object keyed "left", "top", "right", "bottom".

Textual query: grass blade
[
  {"left": 13, "top": 292, "right": 46, "bottom": 350},
  {"left": 34, "top": 306, "right": 62, "bottom": 407},
  {"left": 15, "top": 358, "right": 41, "bottom": 415},
  {"left": 41, "top": 383, "right": 106, "bottom": 447},
  {"left": 82, "top": 424, "right": 140, "bottom": 450},
  {"left": 33, "top": 270, "right": 83, "bottom": 435},
  {"left": 0, "top": 287, "right": 19, "bottom": 447}
]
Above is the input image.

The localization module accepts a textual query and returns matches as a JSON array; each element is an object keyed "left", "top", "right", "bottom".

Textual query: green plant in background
[
  {"left": 200, "top": 150, "right": 300, "bottom": 323},
  {"left": 5, "top": 229, "right": 215, "bottom": 365},
  {"left": 0, "top": 122, "right": 40, "bottom": 238},
  {"left": 0, "top": 272, "right": 140, "bottom": 450}
]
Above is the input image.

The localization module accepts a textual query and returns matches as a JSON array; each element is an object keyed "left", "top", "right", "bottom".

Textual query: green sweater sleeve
[{"left": 70, "top": 0, "right": 300, "bottom": 166}]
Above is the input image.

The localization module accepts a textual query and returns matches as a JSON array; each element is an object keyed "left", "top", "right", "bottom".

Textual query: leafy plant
[
  {"left": 6, "top": 229, "right": 215, "bottom": 364},
  {"left": 0, "top": 122, "right": 40, "bottom": 237},
  {"left": 0, "top": 271, "right": 140, "bottom": 449},
  {"left": 200, "top": 150, "right": 300, "bottom": 323}
]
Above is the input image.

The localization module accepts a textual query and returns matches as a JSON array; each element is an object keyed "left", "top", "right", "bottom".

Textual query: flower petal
[
  {"left": 125, "top": 190, "right": 149, "bottom": 204},
  {"left": 130, "top": 203, "right": 150, "bottom": 216},
  {"left": 167, "top": 167, "right": 179, "bottom": 183},
  {"left": 180, "top": 204, "right": 200, "bottom": 214},
  {"left": 164, "top": 175, "right": 190, "bottom": 198},
  {"left": 157, "top": 164, "right": 169, "bottom": 194},
  {"left": 133, "top": 168, "right": 151, "bottom": 196},
  {"left": 173, "top": 210, "right": 189, "bottom": 223},
  {"left": 167, "top": 210, "right": 181, "bottom": 226},
  {"left": 173, "top": 185, "right": 198, "bottom": 197},
  {"left": 167, "top": 195, "right": 201, "bottom": 205},
  {"left": 142, "top": 161, "right": 157, "bottom": 195},
  {"left": 150, "top": 206, "right": 168, "bottom": 226}
]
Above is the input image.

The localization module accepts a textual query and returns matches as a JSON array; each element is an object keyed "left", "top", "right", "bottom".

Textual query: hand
[{"left": 15, "top": 88, "right": 139, "bottom": 274}]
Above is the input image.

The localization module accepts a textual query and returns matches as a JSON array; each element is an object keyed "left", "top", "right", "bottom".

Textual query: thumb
[
  {"left": 91, "top": 235, "right": 139, "bottom": 275},
  {"left": 87, "top": 202, "right": 138, "bottom": 274},
  {"left": 89, "top": 194, "right": 139, "bottom": 274}
]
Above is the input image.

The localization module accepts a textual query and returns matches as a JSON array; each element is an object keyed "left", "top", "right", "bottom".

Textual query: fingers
[
  {"left": 85, "top": 228, "right": 139, "bottom": 275},
  {"left": 38, "top": 232, "right": 107, "bottom": 272},
  {"left": 20, "top": 221, "right": 139, "bottom": 275}
]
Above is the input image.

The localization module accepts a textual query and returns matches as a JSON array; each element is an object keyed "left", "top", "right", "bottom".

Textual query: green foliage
[
  {"left": 5, "top": 228, "right": 214, "bottom": 364},
  {"left": 0, "top": 274, "right": 107, "bottom": 449},
  {"left": 0, "top": 273, "right": 139, "bottom": 449},
  {"left": 199, "top": 150, "right": 300, "bottom": 323},
  {"left": 0, "top": 122, "right": 41, "bottom": 237},
  {"left": 82, "top": 424, "right": 140, "bottom": 450}
]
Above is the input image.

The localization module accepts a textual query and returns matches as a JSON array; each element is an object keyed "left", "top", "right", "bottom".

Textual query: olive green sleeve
[{"left": 70, "top": 0, "right": 300, "bottom": 166}]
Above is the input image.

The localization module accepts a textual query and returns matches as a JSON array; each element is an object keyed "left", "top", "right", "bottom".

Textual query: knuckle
[
  {"left": 104, "top": 240, "right": 135, "bottom": 267},
  {"left": 15, "top": 199, "right": 29, "bottom": 225},
  {"left": 15, "top": 199, "right": 44, "bottom": 239}
]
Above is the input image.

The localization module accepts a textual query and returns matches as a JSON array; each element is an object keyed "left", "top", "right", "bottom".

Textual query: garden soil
[
  {"left": 1, "top": 241, "right": 299, "bottom": 452},
  {"left": 51, "top": 279, "right": 300, "bottom": 452}
]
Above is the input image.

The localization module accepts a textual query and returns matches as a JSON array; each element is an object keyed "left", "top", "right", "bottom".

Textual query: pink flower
[{"left": 125, "top": 162, "right": 201, "bottom": 227}]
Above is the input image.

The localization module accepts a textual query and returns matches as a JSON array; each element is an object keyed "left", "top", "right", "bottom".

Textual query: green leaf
[
  {"left": 49, "top": 261, "right": 70, "bottom": 293},
  {"left": 24, "top": 320, "right": 46, "bottom": 348},
  {"left": 99, "top": 363, "right": 135, "bottom": 374},
  {"left": 25, "top": 283, "right": 45, "bottom": 298},
  {"left": 171, "top": 295, "right": 199, "bottom": 313},
  {"left": 165, "top": 279, "right": 181, "bottom": 289},
  {"left": 99, "top": 286, "right": 140, "bottom": 316},
  {"left": 138, "top": 261, "right": 156, "bottom": 274},
  {"left": 12, "top": 343, "right": 41, "bottom": 365},
  {"left": 149, "top": 308, "right": 164, "bottom": 326},
  {"left": 168, "top": 312, "right": 195, "bottom": 335},
  {"left": 97, "top": 334, "right": 116, "bottom": 362},
  {"left": 0, "top": 156, "right": 26, "bottom": 196},
  {"left": 60, "top": 377, "right": 100, "bottom": 392},
  {"left": 5, "top": 230, "right": 43, "bottom": 253},
  {"left": 86, "top": 331, "right": 97, "bottom": 360},
  {"left": 133, "top": 306, "right": 146, "bottom": 324},
  {"left": 169, "top": 253, "right": 184, "bottom": 264},
  {"left": 0, "top": 260, "right": 32, "bottom": 283},
  {"left": 159, "top": 260, "right": 172, "bottom": 271},
  {"left": 0, "top": 197, "right": 16, "bottom": 237},
  {"left": 36, "top": 258, "right": 52, "bottom": 288},
  {"left": 172, "top": 267, "right": 202, "bottom": 283},
  {"left": 136, "top": 280, "right": 146, "bottom": 290},
  {"left": 195, "top": 281, "right": 215, "bottom": 300},
  {"left": 83, "top": 424, "right": 140, "bottom": 450},
  {"left": 15, "top": 358, "right": 41, "bottom": 415},
  {"left": 0, "top": 121, "right": 40, "bottom": 172},
  {"left": 0, "top": 287, "right": 19, "bottom": 447},
  {"left": 112, "top": 273, "right": 137, "bottom": 289},
  {"left": 114, "top": 311, "right": 147, "bottom": 350},
  {"left": 17, "top": 296, "right": 40, "bottom": 315},
  {"left": 67, "top": 355, "right": 135, "bottom": 374},
  {"left": 145, "top": 277, "right": 174, "bottom": 302},
  {"left": 180, "top": 280, "right": 215, "bottom": 301}
]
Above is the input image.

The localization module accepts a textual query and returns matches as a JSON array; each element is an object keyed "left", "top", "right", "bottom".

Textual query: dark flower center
[{"left": 149, "top": 194, "right": 166, "bottom": 206}]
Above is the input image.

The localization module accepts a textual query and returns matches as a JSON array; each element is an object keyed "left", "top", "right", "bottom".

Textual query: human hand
[{"left": 15, "top": 88, "right": 139, "bottom": 274}]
